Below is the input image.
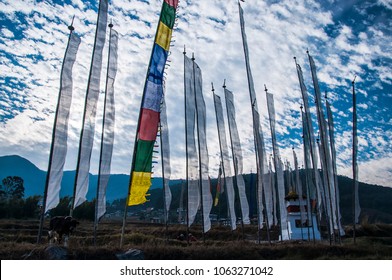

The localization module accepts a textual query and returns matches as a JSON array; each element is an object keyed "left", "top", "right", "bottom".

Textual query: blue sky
[{"left": 0, "top": 0, "right": 391, "bottom": 187}]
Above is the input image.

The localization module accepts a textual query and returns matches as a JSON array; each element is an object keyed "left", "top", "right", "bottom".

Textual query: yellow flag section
[
  {"left": 128, "top": 172, "right": 152, "bottom": 205},
  {"left": 127, "top": 0, "right": 178, "bottom": 206},
  {"left": 156, "top": 22, "right": 172, "bottom": 51}
]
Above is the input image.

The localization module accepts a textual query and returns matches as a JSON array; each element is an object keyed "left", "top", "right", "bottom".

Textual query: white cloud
[
  {"left": 0, "top": 0, "right": 390, "bottom": 190},
  {"left": 378, "top": 0, "right": 392, "bottom": 10},
  {"left": 1, "top": 28, "right": 14, "bottom": 38},
  {"left": 340, "top": 155, "right": 392, "bottom": 187}
]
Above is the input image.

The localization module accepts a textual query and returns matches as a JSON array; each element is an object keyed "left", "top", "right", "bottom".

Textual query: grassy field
[{"left": 0, "top": 219, "right": 391, "bottom": 260}]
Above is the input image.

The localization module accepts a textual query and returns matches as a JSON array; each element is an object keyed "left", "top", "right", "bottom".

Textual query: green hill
[{"left": 0, "top": 155, "right": 391, "bottom": 224}]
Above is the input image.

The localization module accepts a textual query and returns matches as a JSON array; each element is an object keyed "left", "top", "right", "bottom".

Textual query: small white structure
[{"left": 285, "top": 191, "right": 321, "bottom": 240}]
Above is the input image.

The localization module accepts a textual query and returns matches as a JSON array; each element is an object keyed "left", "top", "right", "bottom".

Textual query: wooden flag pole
[
  {"left": 223, "top": 81, "right": 245, "bottom": 241},
  {"left": 212, "top": 84, "right": 234, "bottom": 239},
  {"left": 37, "top": 18, "right": 76, "bottom": 243},
  {"left": 183, "top": 47, "right": 190, "bottom": 245},
  {"left": 352, "top": 76, "right": 358, "bottom": 245},
  {"left": 93, "top": 22, "right": 115, "bottom": 246},
  {"left": 193, "top": 54, "right": 206, "bottom": 242}
]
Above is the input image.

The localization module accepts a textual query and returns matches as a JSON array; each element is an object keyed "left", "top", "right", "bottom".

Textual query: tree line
[
  {"left": 0, "top": 176, "right": 95, "bottom": 220},
  {"left": 1, "top": 174, "right": 391, "bottom": 224}
]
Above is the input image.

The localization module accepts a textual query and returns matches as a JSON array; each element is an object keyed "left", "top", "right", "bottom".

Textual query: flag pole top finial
[
  {"left": 352, "top": 75, "right": 357, "bottom": 84},
  {"left": 300, "top": 103, "right": 303, "bottom": 111},
  {"left": 211, "top": 82, "right": 215, "bottom": 92},
  {"left": 293, "top": 56, "right": 298, "bottom": 66},
  {"left": 108, "top": 19, "right": 113, "bottom": 28},
  {"left": 183, "top": 45, "right": 186, "bottom": 55},
  {"left": 264, "top": 84, "right": 268, "bottom": 92},
  {"left": 68, "top": 15, "right": 75, "bottom": 31},
  {"left": 192, "top": 52, "right": 195, "bottom": 61},
  {"left": 223, "top": 79, "right": 226, "bottom": 88}
]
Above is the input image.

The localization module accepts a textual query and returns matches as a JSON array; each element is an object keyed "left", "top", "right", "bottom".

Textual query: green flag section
[
  {"left": 128, "top": 0, "right": 178, "bottom": 206},
  {"left": 160, "top": 1, "right": 176, "bottom": 29},
  {"left": 134, "top": 140, "right": 154, "bottom": 172}
]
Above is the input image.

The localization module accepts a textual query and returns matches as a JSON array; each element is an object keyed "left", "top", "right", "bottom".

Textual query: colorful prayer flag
[{"left": 127, "top": 1, "right": 178, "bottom": 206}]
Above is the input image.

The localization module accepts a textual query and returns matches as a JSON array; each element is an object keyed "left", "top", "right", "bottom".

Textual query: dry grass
[{"left": 0, "top": 219, "right": 391, "bottom": 260}]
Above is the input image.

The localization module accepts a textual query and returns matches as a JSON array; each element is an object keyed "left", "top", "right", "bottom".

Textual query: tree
[
  {"left": 74, "top": 200, "right": 95, "bottom": 221},
  {"left": 49, "top": 196, "right": 72, "bottom": 217},
  {"left": 0, "top": 176, "right": 25, "bottom": 200},
  {"left": 23, "top": 195, "right": 41, "bottom": 218}
]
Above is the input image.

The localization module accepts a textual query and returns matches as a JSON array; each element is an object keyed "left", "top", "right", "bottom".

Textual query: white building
[{"left": 285, "top": 191, "right": 321, "bottom": 241}]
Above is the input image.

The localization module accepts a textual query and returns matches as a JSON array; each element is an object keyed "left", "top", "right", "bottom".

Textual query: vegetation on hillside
[{"left": 1, "top": 172, "right": 391, "bottom": 225}]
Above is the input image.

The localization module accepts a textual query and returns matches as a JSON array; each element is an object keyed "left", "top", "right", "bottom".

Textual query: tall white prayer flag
[
  {"left": 224, "top": 87, "right": 250, "bottom": 225},
  {"left": 96, "top": 26, "right": 118, "bottom": 221},
  {"left": 194, "top": 59, "right": 212, "bottom": 233},
  {"left": 213, "top": 93, "right": 237, "bottom": 230},
  {"left": 46, "top": 30, "right": 81, "bottom": 212},
  {"left": 73, "top": 0, "right": 108, "bottom": 209},
  {"left": 266, "top": 91, "right": 289, "bottom": 240},
  {"left": 184, "top": 54, "right": 200, "bottom": 227}
]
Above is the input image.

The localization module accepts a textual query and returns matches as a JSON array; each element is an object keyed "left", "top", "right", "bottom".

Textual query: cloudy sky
[{"left": 0, "top": 0, "right": 391, "bottom": 187}]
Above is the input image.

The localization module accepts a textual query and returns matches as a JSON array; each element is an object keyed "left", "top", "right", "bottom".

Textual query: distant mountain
[
  {"left": 107, "top": 173, "right": 392, "bottom": 225},
  {"left": 0, "top": 155, "right": 46, "bottom": 197},
  {"left": 0, "top": 155, "right": 182, "bottom": 202},
  {"left": 0, "top": 155, "right": 391, "bottom": 224}
]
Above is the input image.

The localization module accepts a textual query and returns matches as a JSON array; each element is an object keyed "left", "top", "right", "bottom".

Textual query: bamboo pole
[
  {"left": 93, "top": 22, "right": 115, "bottom": 246},
  {"left": 265, "top": 85, "right": 288, "bottom": 241},
  {"left": 183, "top": 47, "right": 190, "bottom": 245},
  {"left": 159, "top": 120, "right": 169, "bottom": 242},
  {"left": 120, "top": 0, "right": 171, "bottom": 248},
  {"left": 71, "top": 0, "right": 107, "bottom": 216},
  {"left": 192, "top": 54, "right": 206, "bottom": 242},
  {"left": 307, "top": 51, "right": 336, "bottom": 245},
  {"left": 37, "top": 18, "right": 76, "bottom": 243},
  {"left": 223, "top": 82, "right": 245, "bottom": 241},
  {"left": 352, "top": 76, "right": 358, "bottom": 245},
  {"left": 238, "top": 0, "right": 264, "bottom": 244},
  {"left": 300, "top": 105, "right": 317, "bottom": 243},
  {"left": 294, "top": 56, "right": 330, "bottom": 243},
  {"left": 212, "top": 84, "right": 234, "bottom": 237}
]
